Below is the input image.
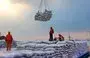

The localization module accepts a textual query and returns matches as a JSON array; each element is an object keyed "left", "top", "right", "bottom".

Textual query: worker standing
[
  {"left": 49, "top": 27, "right": 54, "bottom": 41},
  {"left": 5, "top": 31, "right": 13, "bottom": 51}
]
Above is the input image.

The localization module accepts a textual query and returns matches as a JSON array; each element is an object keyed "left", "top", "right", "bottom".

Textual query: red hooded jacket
[
  {"left": 58, "top": 34, "right": 64, "bottom": 40},
  {"left": 49, "top": 28, "right": 54, "bottom": 34},
  {"left": 6, "top": 34, "right": 13, "bottom": 41}
]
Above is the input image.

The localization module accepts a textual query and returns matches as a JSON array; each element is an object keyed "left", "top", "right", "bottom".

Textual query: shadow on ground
[{"left": 79, "top": 52, "right": 90, "bottom": 58}]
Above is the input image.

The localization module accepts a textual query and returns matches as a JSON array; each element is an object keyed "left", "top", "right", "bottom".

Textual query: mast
[{"left": 68, "top": 32, "right": 71, "bottom": 40}]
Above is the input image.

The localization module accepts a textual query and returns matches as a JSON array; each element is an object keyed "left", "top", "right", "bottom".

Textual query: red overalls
[{"left": 5, "top": 34, "right": 13, "bottom": 51}]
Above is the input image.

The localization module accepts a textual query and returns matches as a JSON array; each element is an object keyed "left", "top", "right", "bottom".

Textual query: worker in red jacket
[
  {"left": 58, "top": 34, "right": 64, "bottom": 41},
  {"left": 5, "top": 31, "right": 13, "bottom": 51},
  {"left": 49, "top": 27, "right": 54, "bottom": 41}
]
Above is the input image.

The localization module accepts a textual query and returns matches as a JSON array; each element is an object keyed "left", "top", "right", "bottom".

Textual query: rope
[
  {"left": 38, "top": 0, "right": 50, "bottom": 11},
  {"left": 45, "top": 0, "right": 50, "bottom": 10},
  {"left": 44, "top": 0, "right": 46, "bottom": 9},
  {"left": 39, "top": 0, "right": 43, "bottom": 11}
]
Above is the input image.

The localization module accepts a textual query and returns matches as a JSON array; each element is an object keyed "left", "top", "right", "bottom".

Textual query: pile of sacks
[
  {"left": 16, "top": 40, "right": 88, "bottom": 58},
  {"left": 35, "top": 9, "right": 52, "bottom": 21},
  {"left": 0, "top": 40, "right": 88, "bottom": 58}
]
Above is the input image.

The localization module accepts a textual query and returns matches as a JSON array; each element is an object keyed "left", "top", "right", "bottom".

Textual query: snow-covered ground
[{"left": 0, "top": 40, "right": 88, "bottom": 58}]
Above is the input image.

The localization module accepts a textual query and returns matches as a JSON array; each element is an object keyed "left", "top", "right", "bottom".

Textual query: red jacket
[
  {"left": 59, "top": 34, "right": 64, "bottom": 39},
  {"left": 49, "top": 29, "right": 54, "bottom": 34},
  {"left": 6, "top": 34, "right": 13, "bottom": 41}
]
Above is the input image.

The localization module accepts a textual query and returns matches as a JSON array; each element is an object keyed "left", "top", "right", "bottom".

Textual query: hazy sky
[{"left": 0, "top": 0, "right": 90, "bottom": 40}]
